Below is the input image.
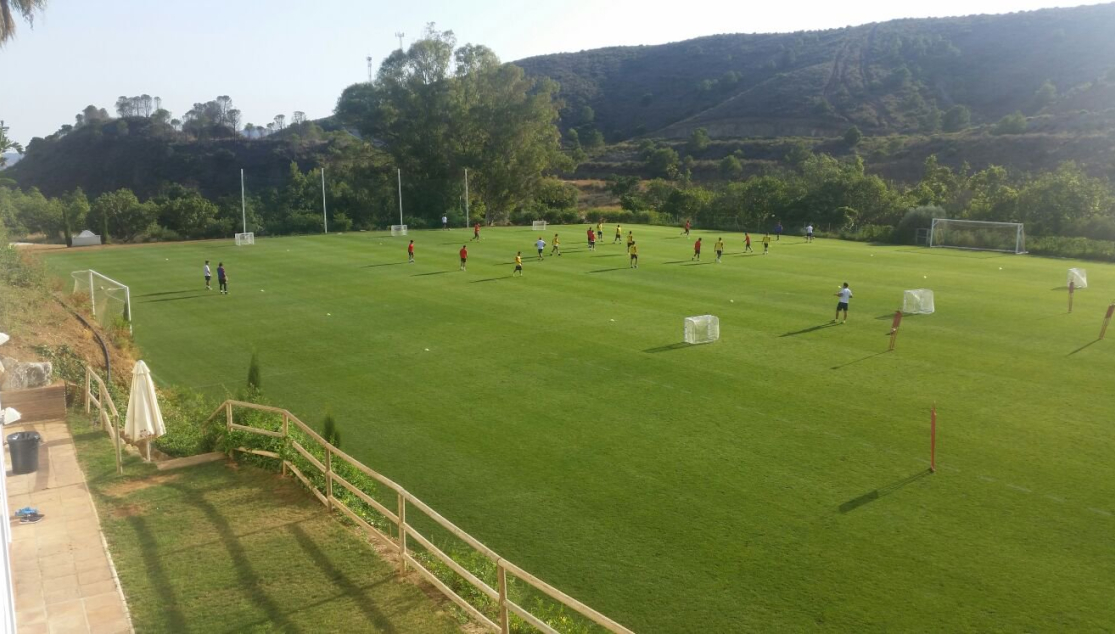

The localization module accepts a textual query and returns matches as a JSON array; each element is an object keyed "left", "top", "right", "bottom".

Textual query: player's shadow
[
  {"left": 1068, "top": 340, "right": 1100, "bottom": 356},
  {"left": 662, "top": 260, "right": 687, "bottom": 265},
  {"left": 587, "top": 268, "right": 626, "bottom": 274},
  {"left": 140, "top": 294, "right": 206, "bottom": 303},
  {"left": 838, "top": 469, "right": 932, "bottom": 514},
  {"left": 362, "top": 262, "right": 406, "bottom": 268},
  {"left": 643, "top": 343, "right": 690, "bottom": 353},
  {"left": 874, "top": 313, "right": 897, "bottom": 320},
  {"left": 831, "top": 350, "right": 890, "bottom": 370},
  {"left": 136, "top": 290, "right": 194, "bottom": 297},
  {"left": 779, "top": 323, "right": 838, "bottom": 337},
  {"left": 412, "top": 271, "right": 452, "bottom": 277},
  {"left": 470, "top": 277, "right": 506, "bottom": 283},
  {"left": 591, "top": 254, "right": 625, "bottom": 258},
  {"left": 684, "top": 261, "right": 713, "bottom": 266}
]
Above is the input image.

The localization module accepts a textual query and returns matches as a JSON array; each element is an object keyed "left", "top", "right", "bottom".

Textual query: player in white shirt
[
  {"left": 535, "top": 237, "right": 546, "bottom": 260},
  {"left": 204, "top": 260, "right": 212, "bottom": 290},
  {"left": 441, "top": 215, "right": 448, "bottom": 230},
  {"left": 834, "top": 283, "right": 853, "bottom": 323},
  {"left": 806, "top": 224, "right": 815, "bottom": 242}
]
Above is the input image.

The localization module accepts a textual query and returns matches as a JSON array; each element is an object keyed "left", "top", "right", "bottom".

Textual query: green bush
[
  {"left": 153, "top": 386, "right": 221, "bottom": 457},
  {"left": 893, "top": 206, "right": 943, "bottom": 245},
  {"left": 1028, "top": 235, "right": 1115, "bottom": 261}
]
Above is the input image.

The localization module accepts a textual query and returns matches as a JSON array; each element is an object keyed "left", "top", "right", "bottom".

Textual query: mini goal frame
[
  {"left": 235, "top": 232, "right": 255, "bottom": 246},
  {"left": 391, "top": 225, "right": 408, "bottom": 237}
]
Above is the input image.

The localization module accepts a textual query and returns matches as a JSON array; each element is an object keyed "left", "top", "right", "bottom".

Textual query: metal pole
[
  {"left": 321, "top": 168, "right": 328, "bottom": 234},
  {"left": 464, "top": 169, "right": 470, "bottom": 228},
  {"left": 397, "top": 168, "right": 403, "bottom": 226},
  {"left": 240, "top": 169, "right": 247, "bottom": 234}
]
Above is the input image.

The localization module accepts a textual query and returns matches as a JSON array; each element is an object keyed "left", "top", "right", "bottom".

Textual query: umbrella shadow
[
  {"left": 779, "top": 322, "right": 838, "bottom": 337},
  {"left": 1068, "top": 339, "right": 1101, "bottom": 356},
  {"left": 831, "top": 350, "right": 890, "bottom": 370},
  {"left": 643, "top": 343, "right": 690, "bottom": 353},
  {"left": 838, "top": 469, "right": 932, "bottom": 514}
]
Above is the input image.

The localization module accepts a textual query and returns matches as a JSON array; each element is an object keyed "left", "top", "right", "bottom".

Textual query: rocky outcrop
[{"left": 0, "top": 356, "right": 54, "bottom": 391}]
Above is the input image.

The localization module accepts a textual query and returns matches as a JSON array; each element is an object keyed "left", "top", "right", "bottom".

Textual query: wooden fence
[
  {"left": 84, "top": 366, "right": 123, "bottom": 474},
  {"left": 207, "top": 399, "right": 635, "bottom": 634}
]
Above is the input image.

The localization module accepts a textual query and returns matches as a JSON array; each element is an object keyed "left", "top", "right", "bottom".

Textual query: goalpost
[
  {"left": 71, "top": 270, "right": 132, "bottom": 333},
  {"left": 929, "top": 218, "right": 1026, "bottom": 254},
  {"left": 532, "top": 220, "right": 548, "bottom": 231},
  {"left": 390, "top": 225, "right": 408, "bottom": 237},
  {"left": 235, "top": 232, "right": 255, "bottom": 246}
]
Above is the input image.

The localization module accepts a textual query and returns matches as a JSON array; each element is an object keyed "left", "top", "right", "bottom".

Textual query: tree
[
  {"left": 1032, "top": 80, "right": 1057, "bottom": 112},
  {"left": 942, "top": 105, "right": 971, "bottom": 132},
  {"left": 87, "top": 189, "right": 155, "bottom": 243},
  {"left": 61, "top": 188, "right": 89, "bottom": 245},
  {"left": 0, "top": 0, "right": 46, "bottom": 44},
  {"left": 687, "top": 127, "right": 710, "bottom": 154},
  {"left": 718, "top": 155, "right": 743, "bottom": 180},
  {"left": 273, "top": 114, "right": 285, "bottom": 130},
  {"left": 991, "top": 112, "right": 1027, "bottom": 136},
  {"left": 292, "top": 111, "right": 306, "bottom": 125},
  {"left": 646, "top": 147, "right": 680, "bottom": 179},
  {"left": 157, "top": 191, "right": 219, "bottom": 239},
  {"left": 843, "top": 125, "right": 863, "bottom": 147},
  {"left": 0, "top": 120, "right": 23, "bottom": 167}
]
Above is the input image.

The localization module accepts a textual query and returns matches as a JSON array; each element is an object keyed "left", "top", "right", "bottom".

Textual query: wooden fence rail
[
  {"left": 84, "top": 366, "right": 123, "bottom": 474},
  {"left": 205, "top": 399, "right": 635, "bottom": 634}
]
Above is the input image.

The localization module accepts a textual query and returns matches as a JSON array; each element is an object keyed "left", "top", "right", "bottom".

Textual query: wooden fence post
[
  {"left": 281, "top": 412, "right": 289, "bottom": 477},
  {"left": 325, "top": 447, "right": 333, "bottom": 512},
  {"left": 225, "top": 402, "right": 233, "bottom": 457},
  {"left": 497, "top": 562, "right": 510, "bottom": 634},
  {"left": 106, "top": 384, "right": 122, "bottom": 474},
  {"left": 397, "top": 493, "right": 407, "bottom": 573},
  {"left": 84, "top": 367, "right": 91, "bottom": 415}
]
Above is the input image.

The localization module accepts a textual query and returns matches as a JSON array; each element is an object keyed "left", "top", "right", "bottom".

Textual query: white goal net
[
  {"left": 902, "top": 289, "right": 935, "bottom": 315},
  {"left": 929, "top": 218, "right": 1026, "bottom": 254},
  {"left": 71, "top": 270, "right": 132, "bottom": 332},
  {"left": 1067, "top": 268, "right": 1087, "bottom": 289},
  {"left": 684, "top": 315, "right": 720, "bottom": 345},
  {"left": 532, "top": 220, "right": 548, "bottom": 231},
  {"left": 391, "top": 225, "right": 408, "bottom": 237},
  {"left": 235, "top": 232, "right": 255, "bottom": 246}
]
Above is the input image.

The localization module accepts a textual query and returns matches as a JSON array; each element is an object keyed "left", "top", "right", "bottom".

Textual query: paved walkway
[{"left": 6, "top": 420, "right": 132, "bottom": 634}]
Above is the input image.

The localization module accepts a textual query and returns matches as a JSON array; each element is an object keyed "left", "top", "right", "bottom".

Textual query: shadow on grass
[
  {"left": 587, "top": 268, "right": 626, "bottom": 274},
  {"left": 126, "top": 515, "right": 190, "bottom": 632},
  {"left": 839, "top": 469, "right": 932, "bottom": 514},
  {"left": 135, "top": 289, "right": 194, "bottom": 297},
  {"left": 684, "top": 261, "right": 713, "bottom": 266},
  {"left": 362, "top": 262, "right": 406, "bottom": 268},
  {"left": 831, "top": 350, "right": 890, "bottom": 370},
  {"left": 470, "top": 277, "right": 506, "bottom": 283},
  {"left": 140, "top": 294, "right": 207, "bottom": 303},
  {"left": 1069, "top": 339, "right": 1101, "bottom": 356},
  {"left": 893, "top": 247, "right": 1010, "bottom": 259},
  {"left": 643, "top": 343, "right": 690, "bottom": 353},
  {"left": 779, "top": 323, "right": 838, "bottom": 337},
  {"left": 1051, "top": 286, "right": 1069, "bottom": 291},
  {"left": 662, "top": 260, "right": 687, "bottom": 265},
  {"left": 412, "top": 271, "right": 452, "bottom": 277},
  {"left": 591, "top": 254, "right": 625, "bottom": 258}
]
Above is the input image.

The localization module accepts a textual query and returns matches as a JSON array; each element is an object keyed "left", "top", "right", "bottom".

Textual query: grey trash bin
[{"left": 8, "top": 432, "right": 42, "bottom": 475}]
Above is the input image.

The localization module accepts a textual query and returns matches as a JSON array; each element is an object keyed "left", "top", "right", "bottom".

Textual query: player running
[
  {"left": 629, "top": 241, "right": 639, "bottom": 268},
  {"left": 806, "top": 224, "right": 815, "bottom": 243},
  {"left": 471, "top": 222, "right": 481, "bottom": 241},
  {"left": 513, "top": 252, "right": 523, "bottom": 276},
  {"left": 408, "top": 240, "right": 415, "bottom": 263},
  {"left": 551, "top": 233, "right": 561, "bottom": 257},
  {"left": 204, "top": 260, "right": 212, "bottom": 290},
  {"left": 762, "top": 233, "right": 771, "bottom": 254},
  {"left": 596, "top": 220, "right": 604, "bottom": 242},
  {"left": 744, "top": 232, "right": 754, "bottom": 253},
  {"left": 535, "top": 236, "right": 546, "bottom": 260},
  {"left": 682, "top": 219, "right": 691, "bottom": 237},
  {"left": 834, "top": 282, "right": 853, "bottom": 324},
  {"left": 626, "top": 231, "right": 634, "bottom": 253},
  {"left": 715, "top": 237, "right": 725, "bottom": 263},
  {"left": 692, "top": 237, "right": 703, "bottom": 261},
  {"left": 459, "top": 245, "right": 468, "bottom": 271},
  {"left": 775, "top": 221, "right": 783, "bottom": 241},
  {"left": 217, "top": 262, "right": 228, "bottom": 294},
  {"left": 613, "top": 224, "right": 622, "bottom": 244},
  {"left": 587, "top": 227, "right": 596, "bottom": 251}
]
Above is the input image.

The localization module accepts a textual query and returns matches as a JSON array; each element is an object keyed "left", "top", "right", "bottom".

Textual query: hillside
[{"left": 517, "top": 4, "right": 1115, "bottom": 141}]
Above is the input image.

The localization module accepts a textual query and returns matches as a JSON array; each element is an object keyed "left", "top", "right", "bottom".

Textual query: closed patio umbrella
[{"left": 124, "top": 361, "right": 166, "bottom": 461}]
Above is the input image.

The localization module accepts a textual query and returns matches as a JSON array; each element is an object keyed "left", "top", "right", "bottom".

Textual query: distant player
[
  {"left": 587, "top": 227, "right": 596, "bottom": 251},
  {"left": 744, "top": 232, "right": 754, "bottom": 253},
  {"left": 551, "top": 233, "right": 561, "bottom": 256},
  {"left": 408, "top": 240, "right": 415, "bottom": 263},
  {"left": 535, "top": 236, "right": 546, "bottom": 260},
  {"left": 629, "top": 241, "right": 639, "bottom": 268},
  {"left": 626, "top": 231, "right": 634, "bottom": 253},
  {"left": 682, "top": 219, "right": 691, "bottom": 237},
  {"left": 692, "top": 237, "right": 702, "bottom": 261},
  {"left": 715, "top": 237, "right": 724, "bottom": 263},
  {"left": 442, "top": 215, "right": 449, "bottom": 230},
  {"left": 217, "top": 262, "right": 228, "bottom": 294},
  {"left": 834, "top": 282, "right": 853, "bottom": 324},
  {"left": 762, "top": 233, "right": 771, "bottom": 254},
  {"left": 472, "top": 222, "right": 481, "bottom": 241},
  {"left": 204, "top": 260, "right": 212, "bottom": 290},
  {"left": 806, "top": 224, "right": 815, "bottom": 243},
  {"left": 613, "top": 224, "right": 622, "bottom": 244},
  {"left": 459, "top": 245, "right": 468, "bottom": 271},
  {"left": 596, "top": 220, "right": 603, "bottom": 242},
  {"left": 775, "top": 221, "right": 783, "bottom": 241},
  {"left": 513, "top": 251, "right": 523, "bottom": 276}
]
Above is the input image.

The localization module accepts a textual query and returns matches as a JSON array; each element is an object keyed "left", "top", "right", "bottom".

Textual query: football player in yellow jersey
[
  {"left": 513, "top": 252, "right": 523, "bottom": 276},
  {"left": 626, "top": 231, "right": 634, "bottom": 253},
  {"left": 715, "top": 237, "right": 725, "bottom": 263},
  {"left": 550, "top": 233, "right": 561, "bottom": 257},
  {"left": 629, "top": 241, "right": 639, "bottom": 268},
  {"left": 762, "top": 233, "right": 771, "bottom": 254},
  {"left": 613, "top": 224, "right": 623, "bottom": 243}
]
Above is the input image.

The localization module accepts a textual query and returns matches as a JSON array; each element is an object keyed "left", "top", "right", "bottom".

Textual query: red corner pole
[
  {"left": 1101, "top": 303, "right": 1115, "bottom": 341},
  {"left": 1068, "top": 281, "right": 1075, "bottom": 313},
  {"left": 930, "top": 404, "right": 937, "bottom": 474},
  {"left": 889, "top": 311, "right": 903, "bottom": 351}
]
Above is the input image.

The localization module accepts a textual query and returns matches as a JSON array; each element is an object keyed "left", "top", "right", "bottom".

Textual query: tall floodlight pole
[
  {"left": 321, "top": 168, "right": 328, "bottom": 234},
  {"left": 397, "top": 168, "right": 404, "bottom": 226},
  {"left": 395, "top": 32, "right": 405, "bottom": 50},
  {"left": 464, "top": 169, "right": 470, "bottom": 229},
  {"left": 366, "top": 55, "right": 374, "bottom": 82},
  {"left": 240, "top": 169, "right": 247, "bottom": 234}
]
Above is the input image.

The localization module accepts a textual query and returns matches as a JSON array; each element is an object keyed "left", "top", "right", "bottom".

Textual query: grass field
[{"left": 44, "top": 225, "right": 1115, "bottom": 632}]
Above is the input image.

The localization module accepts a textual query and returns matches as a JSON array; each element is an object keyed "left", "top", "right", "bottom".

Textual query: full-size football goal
[{"left": 929, "top": 218, "right": 1026, "bottom": 254}]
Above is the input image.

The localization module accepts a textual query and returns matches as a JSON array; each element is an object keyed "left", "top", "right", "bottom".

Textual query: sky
[{"left": 0, "top": 0, "right": 1110, "bottom": 145}]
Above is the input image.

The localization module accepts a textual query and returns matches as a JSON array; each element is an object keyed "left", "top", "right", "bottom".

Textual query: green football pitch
[{"left": 44, "top": 225, "right": 1115, "bottom": 632}]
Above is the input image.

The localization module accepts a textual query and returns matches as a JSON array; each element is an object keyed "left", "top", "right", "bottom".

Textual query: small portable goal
[
  {"left": 532, "top": 220, "right": 548, "bottom": 231},
  {"left": 1067, "top": 268, "right": 1087, "bottom": 289},
  {"left": 684, "top": 315, "right": 720, "bottom": 345},
  {"left": 235, "top": 232, "right": 255, "bottom": 246},
  {"left": 391, "top": 225, "right": 408, "bottom": 237},
  {"left": 902, "top": 289, "right": 935, "bottom": 315}
]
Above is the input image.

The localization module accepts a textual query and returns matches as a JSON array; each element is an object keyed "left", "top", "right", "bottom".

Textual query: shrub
[
  {"left": 153, "top": 386, "right": 221, "bottom": 457},
  {"left": 991, "top": 112, "right": 1028, "bottom": 135},
  {"left": 1028, "top": 235, "right": 1115, "bottom": 262},
  {"left": 322, "top": 412, "right": 341, "bottom": 448},
  {"left": 893, "top": 206, "right": 944, "bottom": 245},
  {"left": 247, "top": 351, "right": 262, "bottom": 392}
]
